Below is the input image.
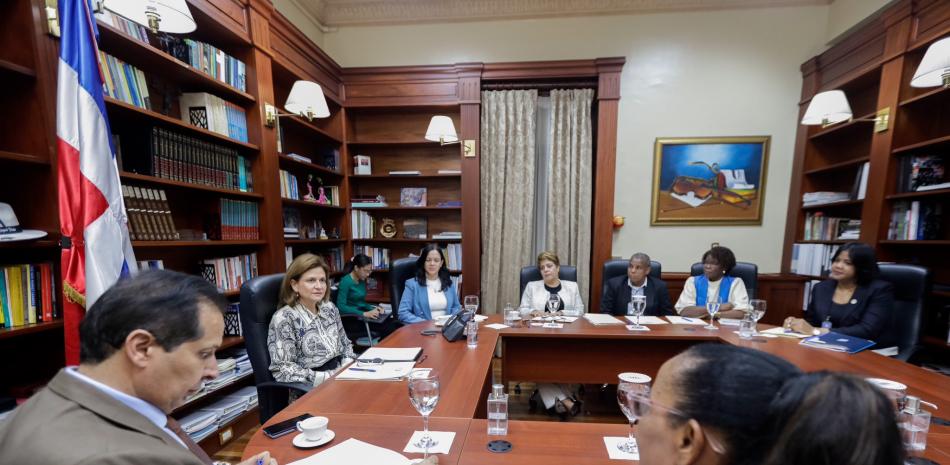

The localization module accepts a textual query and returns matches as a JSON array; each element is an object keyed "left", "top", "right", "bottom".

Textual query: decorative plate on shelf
[{"left": 379, "top": 218, "right": 397, "bottom": 238}]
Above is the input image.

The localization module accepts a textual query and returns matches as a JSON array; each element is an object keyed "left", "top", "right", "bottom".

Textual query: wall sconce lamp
[
  {"left": 800, "top": 90, "right": 890, "bottom": 133},
  {"left": 103, "top": 0, "right": 196, "bottom": 34},
  {"left": 264, "top": 80, "right": 330, "bottom": 127},
  {"left": 912, "top": 36, "right": 950, "bottom": 89},
  {"left": 425, "top": 116, "right": 476, "bottom": 157}
]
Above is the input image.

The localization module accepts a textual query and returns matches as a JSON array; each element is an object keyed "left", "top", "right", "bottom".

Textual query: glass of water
[
  {"left": 749, "top": 299, "right": 766, "bottom": 335},
  {"left": 408, "top": 371, "right": 440, "bottom": 453},
  {"left": 630, "top": 295, "right": 646, "bottom": 329},
  {"left": 464, "top": 295, "right": 479, "bottom": 314},
  {"left": 704, "top": 296, "right": 721, "bottom": 330},
  {"left": 617, "top": 372, "right": 651, "bottom": 454},
  {"left": 503, "top": 302, "right": 515, "bottom": 325}
]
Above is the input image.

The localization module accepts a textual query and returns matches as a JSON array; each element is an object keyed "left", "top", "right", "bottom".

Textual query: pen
[
  {"left": 257, "top": 457, "right": 264, "bottom": 465},
  {"left": 682, "top": 317, "right": 695, "bottom": 323},
  {"left": 350, "top": 367, "right": 376, "bottom": 372}
]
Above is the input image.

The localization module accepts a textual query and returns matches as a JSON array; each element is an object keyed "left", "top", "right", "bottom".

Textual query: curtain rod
[{"left": 481, "top": 80, "right": 598, "bottom": 91}]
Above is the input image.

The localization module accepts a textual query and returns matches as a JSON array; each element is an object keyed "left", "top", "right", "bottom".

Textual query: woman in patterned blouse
[{"left": 267, "top": 253, "right": 356, "bottom": 390}]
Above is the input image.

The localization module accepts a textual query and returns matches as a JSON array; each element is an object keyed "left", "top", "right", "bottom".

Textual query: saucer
[{"left": 292, "top": 430, "right": 335, "bottom": 449}]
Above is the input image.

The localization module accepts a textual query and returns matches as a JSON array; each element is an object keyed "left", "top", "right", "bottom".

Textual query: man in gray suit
[{"left": 0, "top": 270, "right": 276, "bottom": 465}]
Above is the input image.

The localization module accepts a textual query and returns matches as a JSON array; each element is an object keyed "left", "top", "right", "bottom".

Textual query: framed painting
[{"left": 650, "top": 136, "right": 770, "bottom": 225}]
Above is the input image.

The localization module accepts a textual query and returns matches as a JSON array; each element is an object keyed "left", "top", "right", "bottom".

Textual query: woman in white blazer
[
  {"left": 520, "top": 251, "right": 582, "bottom": 314},
  {"left": 519, "top": 251, "right": 583, "bottom": 419}
]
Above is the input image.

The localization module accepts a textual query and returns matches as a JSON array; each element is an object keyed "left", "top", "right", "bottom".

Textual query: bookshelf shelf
[
  {"left": 892, "top": 134, "right": 950, "bottom": 154},
  {"left": 352, "top": 206, "right": 462, "bottom": 213},
  {"left": 347, "top": 140, "right": 446, "bottom": 147},
  {"left": 277, "top": 154, "right": 343, "bottom": 178},
  {"left": 0, "top": 237, "right": 59, "bottom": 249},
  {"left": 221, "top": 289, "right": 241, "bottom": 298},
  {"left": 800, "top": 199, "right": 863, "bottom": 210},
  {"left": 280, "top": 115, "right": 342, "bottom": 144},
  {"left": 792, "top": 273, "right": 824, "bottom": 280},
  {"left": 885, "top": 188, "right": 950, "bottom": 200},
  {"left": 807, "top": 112, "right": 876, "bottom": 140},
  {"left": 131, "top": 240, "right": 266, "bottom": 247},
  {"left": 803, "top": 157, "right": 869, "bottom": 176},
  {"left": 0, "top": 320, "right": 63, "bottom": 340},
  {"left": 171, "top": 371, "right": 253, "bottom": 414},
  {"left": 878, "top": 240, "right": 950, "bottom": 246},
  {"left": 351, "top": 174, "right": 462, "bottom": 180},
  {"left": 0, "top": 150, "right": 48, "bottom": 165},
  {"left": 103, "top": 97, "right": 259, "bottom": 152},
  {"left": 899, "top": 85, "right": 950, "bottom": 107},
  {"left": 345, "top": 102, "right": 461, "bottom": 111},
  {"left": 284, "top": 239, "right": 346, "bottom": 245},
  {"left": 119, "top": 172, "right": 264, "bottom": 199},
  {"left": 281, "top": 198, "right": 345, "bottom": 210},
  {"left": 353, "top": 238, "right": 462, "bottom": 244},
  {"left": 96, "top": 22, "right": 255, "bottom": 105},
  {"left": 0, "top": 58, "right": 36, "bottom": 79},
  {"left": 796, "top": 240, "right": 849, "bottom": 244}
]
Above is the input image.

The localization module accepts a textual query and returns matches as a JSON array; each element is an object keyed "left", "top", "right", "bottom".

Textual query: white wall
[
  {"left": 826, "top": 0, "right": 893, "bottom": 44},
  {"left": 271, "top": 0, "right": 325, "bottom": 47}
]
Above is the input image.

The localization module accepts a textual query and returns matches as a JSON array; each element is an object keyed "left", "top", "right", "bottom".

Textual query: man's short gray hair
[{"left": 629, "top": 253, "right": 651, "bottom": 267}]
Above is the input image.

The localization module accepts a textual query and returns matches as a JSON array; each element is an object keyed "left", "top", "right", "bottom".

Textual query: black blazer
[
  {"left": 805, "top": 279, "right": 893, "bottom": 340},
  {"left": 601, "top": 275, "right": 675, "bottom": 317}
]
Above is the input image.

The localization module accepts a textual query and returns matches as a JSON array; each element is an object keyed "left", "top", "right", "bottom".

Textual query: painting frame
[{"left": 650, "top": 136, "right": 770, "bottom": 226}]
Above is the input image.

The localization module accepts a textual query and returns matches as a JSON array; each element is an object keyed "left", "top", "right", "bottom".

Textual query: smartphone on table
[{"left": 262, "top": 413, "right": 312, "bottom": 439}]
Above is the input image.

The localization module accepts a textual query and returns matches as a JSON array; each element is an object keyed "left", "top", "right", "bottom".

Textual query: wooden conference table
[{"left": 244, "top": 315, "right": 950, "bottom": 464}]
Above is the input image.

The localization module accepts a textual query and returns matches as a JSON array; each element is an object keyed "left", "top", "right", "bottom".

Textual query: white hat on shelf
[{"left": 0, "top": 202, "right": 47, "bottom": 242}]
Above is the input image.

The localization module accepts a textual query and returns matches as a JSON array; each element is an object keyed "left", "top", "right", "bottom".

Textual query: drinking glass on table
[
  {"left": 749, "top": 299, "right": 766, "bottom": 335},
  {"left": 617, "top": 372, "right": 652, "bottom": 454},
  {"left": 408, "top": 371, "right": 440, "bottom": 456},
  {"left": 546, "top": 294, "right": 561, "bottom": 314},
  {"left": 630, "top": 295, "right": 646, "bottom": 329},
  {"left": 704, "top": 295, "right": 721, "bottom": 330},
  {"left": 464, "top": 295, "right": 479, "bottom": 314}
]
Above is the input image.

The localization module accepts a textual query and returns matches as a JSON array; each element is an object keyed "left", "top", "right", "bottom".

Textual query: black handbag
[{"left": 441, "top": 311, "right": 472, "bottom": 342}]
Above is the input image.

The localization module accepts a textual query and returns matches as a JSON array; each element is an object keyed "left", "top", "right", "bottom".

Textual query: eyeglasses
[{"left": 631, "top": 393, "right": 727, "bottom": 455}]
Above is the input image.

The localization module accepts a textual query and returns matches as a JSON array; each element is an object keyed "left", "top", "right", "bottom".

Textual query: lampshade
[
  {"left": 104, "top": 0, "right": 196, "bottom": 34},
  {"left": 801, "top": 90, "right": 853, "bottom": 125},
  {"left": 911, "top": 37, "right": 950, "bottom": 88},
  {"left": 285, "top": 81, "right": 330, "bottom": 119},
  {"left": 425, "top": 116, "right": 458, "bottom": 143}
]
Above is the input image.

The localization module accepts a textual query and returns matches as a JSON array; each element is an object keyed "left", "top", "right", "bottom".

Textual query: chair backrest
[
  {"left": 690, "top": 261, "right": 758, "bottom": 300},
  {"left": 876, "top": 264, "right": 930, "bottom": 356},
  {"left": 239, "top": 273, "right": 285, "bottom": 423},
  {"left": 389, "top": 257, "right": 418, "bottom": 311},
  {"left": 601, "top": 259, "right": 662, "bottom": 299},
  {"left": 519, "top": 265, "right": 578, "bottom": 297}
]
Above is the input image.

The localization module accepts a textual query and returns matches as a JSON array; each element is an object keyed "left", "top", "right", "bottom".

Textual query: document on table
[
  {"left": 583, "top": 313, "right": 625, "bottom": 325},
  {"left": 760, "top": 327, "right": 810, "bottom": 339},
  {"left": 357, "top": 347, "right": 422, "bottom": 362},
  {"left": 624, "top": 316, "right": 668, "bottom": 325},
  {"left": 336, "top": 362, "right": 417, "bottom": 381},
  {"left": 665, "top": 316, "right": 707, "bottom": 325},
  {"left": 290, "top": 438, "right": 411, "bottom": 465}
]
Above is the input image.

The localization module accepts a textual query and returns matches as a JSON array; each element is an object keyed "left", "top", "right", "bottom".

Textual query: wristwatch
[{"left": 812, "top": 328, "right": 822, "bottom": 336}]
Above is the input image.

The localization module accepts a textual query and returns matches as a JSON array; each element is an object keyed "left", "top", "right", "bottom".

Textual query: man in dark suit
[
  {"left": 0, "top": 270, "right": 277, "bottom": 465},
  {"left": 601, "top": 253, "right": 675, "bottom": 316}
]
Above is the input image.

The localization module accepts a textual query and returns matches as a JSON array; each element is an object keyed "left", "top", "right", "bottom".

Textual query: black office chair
[
  {"left": 876, "top": 264, "right": 931, "bottom": 362},
  {"left": 601, "top": 259, "right": 663, "bottom": 300},
  {"left": 333, "top": 283, "right": 378, "bottom": 348},
  {"left": 389, "top": 257, "right": 417, "bottom": 317},
  {"left": 239, "top": 274, "right": 311, "bottom": 423},
  {"left": 519, "top": 265, "right": 578, "bottom": 297},
  {"left": 690, "top": 261, "right": 758, "bottom": 300}
]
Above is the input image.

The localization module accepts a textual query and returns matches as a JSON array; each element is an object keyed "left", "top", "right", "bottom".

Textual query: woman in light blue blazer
[{"left": 398, "top": 244, "right": 461, "bottom": 324}]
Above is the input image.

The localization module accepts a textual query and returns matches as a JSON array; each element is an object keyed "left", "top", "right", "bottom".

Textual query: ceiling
[{"left": 292, "top": 0, "right": 830, "bottom": 28}]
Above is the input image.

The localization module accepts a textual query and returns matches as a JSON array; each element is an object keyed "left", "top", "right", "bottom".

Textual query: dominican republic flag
[{"left": 57, "top": 0, "right": 136, "bottom": 364}]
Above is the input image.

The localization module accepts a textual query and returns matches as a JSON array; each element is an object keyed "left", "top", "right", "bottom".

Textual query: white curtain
[
  {"left": 480, "top": 90, "right": 538, "bottom": 314},
  {"left": 545, "top": 89, "right": 594, "bottom": 304}
]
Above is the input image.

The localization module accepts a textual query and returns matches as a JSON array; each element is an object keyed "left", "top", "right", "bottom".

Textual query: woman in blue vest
[
  {"left": 397, "top": 243, "right": 461, "bottom": 324},
  {"left": 674, "top": 246, "right": 749, "bottom": 319}
]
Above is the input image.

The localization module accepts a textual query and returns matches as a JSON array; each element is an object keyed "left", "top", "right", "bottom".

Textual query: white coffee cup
[{"left": 297, "top": 416, "right": 329, "bottom": 441}]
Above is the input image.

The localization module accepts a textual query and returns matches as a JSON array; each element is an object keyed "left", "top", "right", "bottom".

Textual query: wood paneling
[{"left": 268, "top": 12, "right": 343, "bottom": 103}]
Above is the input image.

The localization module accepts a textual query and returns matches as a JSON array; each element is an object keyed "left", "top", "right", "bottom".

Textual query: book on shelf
[
  {"left": 365, "top": 277, "right": 383, "bottom": 299},
  {"left": 353, "top": 155, "right": 372, "bottom": 175},
  {"left": 389, "top": 170, "right": 421, "bottom": 176},
  {"left": 134, "top": 127, "right": 251, "bottom": 192},
  {"left": 285, "top": 246, "right": 343, "bottom": 271},
  {"left": 850, "top": 162, "right": 869, "bottom": 200},
  {"left": 351, "top": 210, "right": 377, "bottom": 239},
  {"left": 136, "top": 260, "right": 165, "bottom": 270},
  {"left": 122, "top": 185, "right": 179, "bottom": 241},
  {"left": 95, "top": 10, "right": 149, "bottom": 43},
  {"left": 399, "top": 188, "right": 427, "bottom": 207},
  {"left": 199, "top": 253, "right": 258, "bottom": 292},
  {"left": 285, "top": 153, "right": 312, "bottom": 164},
  {"left": 437, "top": 200, "right": 463, "bottom": 208},
  {"left": 837, "top": 220, "right": 861, "bottom": 240},
  {"left": 282, "top": 207, "right": 301, "bottom": 239},
  {"left": 279, "top": 170, "right": 300, "bottom": 200},
  {"left": 352, "top": 195, "right": 387, "bottom": 208},
  {"left": 403, "top": 218, "right": 427, "bottom": 239},
  {"left": 322, "top": 149, "right": 340, "bottom": 172},
  {"left": 802, "top": 192, "right": 851, "bottom": 206},
  {"left": 353, "top": 245, "right": 390, "bottom": 270},
  {"left": 432, "top": 231, "right": 462, "bottom": 239},
  {"left": 179, "top": 92, "right": 248, "bottom": 143},
  {"left": 215, "top": 199, "right": 259, "bottom": 241},
  {"left": 790, "top": 243, "right": 839, "bottom": 277},
  {"left": 159, "top": 37, "right": 247, "bottom": 92},
  {"left": 802, "top": 212, "right": 858, "bottom": 241},
  {"left": 887, "top": 201, "right": 943, "bottom": 240},
  {"left": 0, "top": 263, "right": 56, "bottom": 328},
  {"left": 99, "top": 51, "right": 150, "bottom": 110},
  {"left": 437, "top": 169, "right": 461, "bottom": 175},
  {"left": 897, "top": 155, "right": 946, "bottom": 193},
  {"left": 445, "top": 243, "right": 463, "bottom": 270}
]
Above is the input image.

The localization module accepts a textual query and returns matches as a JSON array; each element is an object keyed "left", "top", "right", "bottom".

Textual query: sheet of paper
[
  {"left": 718, "top": 318, "right": 742, "bottom": 326},
  {"left": 624, "top": 316, "right": 668, "bottom": 325},
  {"left": 555, "top": 316, "right": 578, "bottom": 323},
  {"left": 625, "top": 325, "right": 651, "bottom": 332},
  {"left": 358, "top": 347, "right": 422, "bottom": 362},
  {"left": 760, "top": 327, "right": 810, "bottom": 339},
  {"left": 403, "top": 431, "right": 456, "bottom": 454},
  {"left": 542, "top": 323, "right": 564, "bottom": 329},
  {"left": 584, "top": 313, "right": 624, "bottom": 325},
  {"left": 289, "top": 438, "right": 410, "bottom": 465},
  {"left": 335, "top": 362, "right": 416, "bottom": 381},
  {"left": 665, "top": 316, "right": 707, "bottom": 325},
  {"left": 603, "top": 437, "right": 639, "bottom": 460},
  {"left": 484, "top": 323, "right": 509, "bottom": 330}
]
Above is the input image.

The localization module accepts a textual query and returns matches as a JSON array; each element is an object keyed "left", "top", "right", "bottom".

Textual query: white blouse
[{"left": 427, "top": 278, "right": 448, "bottom": 319}]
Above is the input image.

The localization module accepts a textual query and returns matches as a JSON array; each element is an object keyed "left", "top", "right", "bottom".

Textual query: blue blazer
[
  {"left": 397, "top": 278, "right": 461, "bottom": 324},
  {"left": 805, "top": 279, "right": 893, "bottom": 340}
]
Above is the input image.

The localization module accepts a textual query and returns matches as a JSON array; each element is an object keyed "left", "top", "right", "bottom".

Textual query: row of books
[
  {"left": 216, "top": 199, "right": 260, "bottom": 241},
  {"left": 96, "top": 10, "right": 149, "bottom": 44},
  {"left": 353, "top": 246, "right": 391, "bottom": 270},
  {"left": 100, "top": 51, "right": 151, "bottom": 110},
  {"left": 896, "top": 155, "right": 947, "bottom": 193},
  {"left": 284, "top": 246, "right": 345, "bottom": 272},
  {"left": 802, "top": 191, "right": 851, "bottom": 207},
  {"left": 351, "top": 195, "right": 387, "bottom": 208},
  {"left": 0, "top": 263, "right": 57, "bottom": 328},
  {"left": 802, "top": 212, "right": 861, "bottom": 241},
  {"left": 179, "top": 384, "right": 257, "bottom": 443},
  {"left": 790, "top": 243, "right": 840, "bottom": 277},
  {"left": 887, "top": 201, "right": 943, "bottom": 241},
  {"left": 200, "top": 253, "right": 258, "bottom": 292},
  {"left": 351, "top": 210, "right": 377, "bottom": 239},
  {"left": 162, "top": 37, "right": 247, "bottom": 92},
  {"left": 444, "top": 243, "right": 463, "bottom": 270},
  {"left": 180, "top": 92, "right": 249, "bottom": 143},
  {"left": 137, "top": 260, "right": 165, "bottom": 270},
  {"left": 801, "top": 279, "right": 822, "bottom": 310},
  {"left": 140, "top": 127, "right": 253, "bottom": 192},
  {"left": 122, "top": 185, "right": 180, "bottom": 241}
]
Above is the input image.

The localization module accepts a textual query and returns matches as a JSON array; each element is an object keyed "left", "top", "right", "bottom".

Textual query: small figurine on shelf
[
  {"left": 329, "top": 228, "right": 341, "bottom": 239},
  {"left": 319, "top": 226, "right": 329, "bottom": 240},
  {"left": 303, "top": 174, "right": 317, "bottom": 202},
  {"left": 317, "top": 185, "right": 330, "bottom": 205}
]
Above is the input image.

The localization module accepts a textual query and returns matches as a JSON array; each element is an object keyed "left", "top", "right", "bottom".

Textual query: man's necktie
[{"left": 166, "top": 415, "right": 214, "bottom": 465}]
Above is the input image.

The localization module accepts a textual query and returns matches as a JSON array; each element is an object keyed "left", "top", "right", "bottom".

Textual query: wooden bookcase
[{"left": 784, "top": 0, "right": 950, "bottom": 347}]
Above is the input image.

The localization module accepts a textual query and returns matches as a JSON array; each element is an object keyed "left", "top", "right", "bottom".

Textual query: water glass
[
  {"left": 408, "top": 371, "right": 440, "bottom": 453},
  {"left": 617, "top": 372, "right": 652, "bottom": 454},
  {"left": 466, "top": 319, "right": 478, "bottom": 348},
  {"left": 519, "top": 306, "right": 532, "bottom": 327},
  {"left": 464, "top": 295, "right": 479, "bottom": 314},
  {"left": 749, "top": 299, "right": 766, "bottom": 335},
  {"left": 503, "top": 303, "right": 518, "bottom": 326},
  {"left": 630, "top": 295, "right": 646, "bottom": 328},
  {"left": 738, "top": 316, "right": 755, "bottom": 338},
  {"left": 704, "top": 297, "right": 721, "bottom": 330}
]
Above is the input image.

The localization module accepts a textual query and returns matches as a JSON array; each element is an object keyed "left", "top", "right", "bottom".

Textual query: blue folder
[{"left": 799, "top": 331, "right": 876, "bottom": 354}]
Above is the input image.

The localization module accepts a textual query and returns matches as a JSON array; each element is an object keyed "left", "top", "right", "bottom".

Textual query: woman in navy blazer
[
  {"left": 398, "top": 244, "right": 461, "bottom": 324},
  {"left": 785, "top": 242, "right": 893, "bottom": 340}
]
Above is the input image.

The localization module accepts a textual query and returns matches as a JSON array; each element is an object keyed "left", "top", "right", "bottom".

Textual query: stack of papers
[
  {"left": 358, "top": 347, "right": 422, "bottom": 362},
  {"left": 624, "top": 316, "right": 668, "bottom": 325},
  {"left": 583, "top": 313, "right": 623, "bottom": 325},
  {"left": 289, "top": 438, "right": 412, "bottom": 465},
  {"left": 665, "top": 316, "right": 706, "bottom": 325},
  {"left": 760, "top": 327, "right": 809, "bottom": 338}
]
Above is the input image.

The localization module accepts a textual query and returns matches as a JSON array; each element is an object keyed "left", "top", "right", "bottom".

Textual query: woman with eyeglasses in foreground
[{"left": 636, "top": 344, "right": 904, "bottom": 465}]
